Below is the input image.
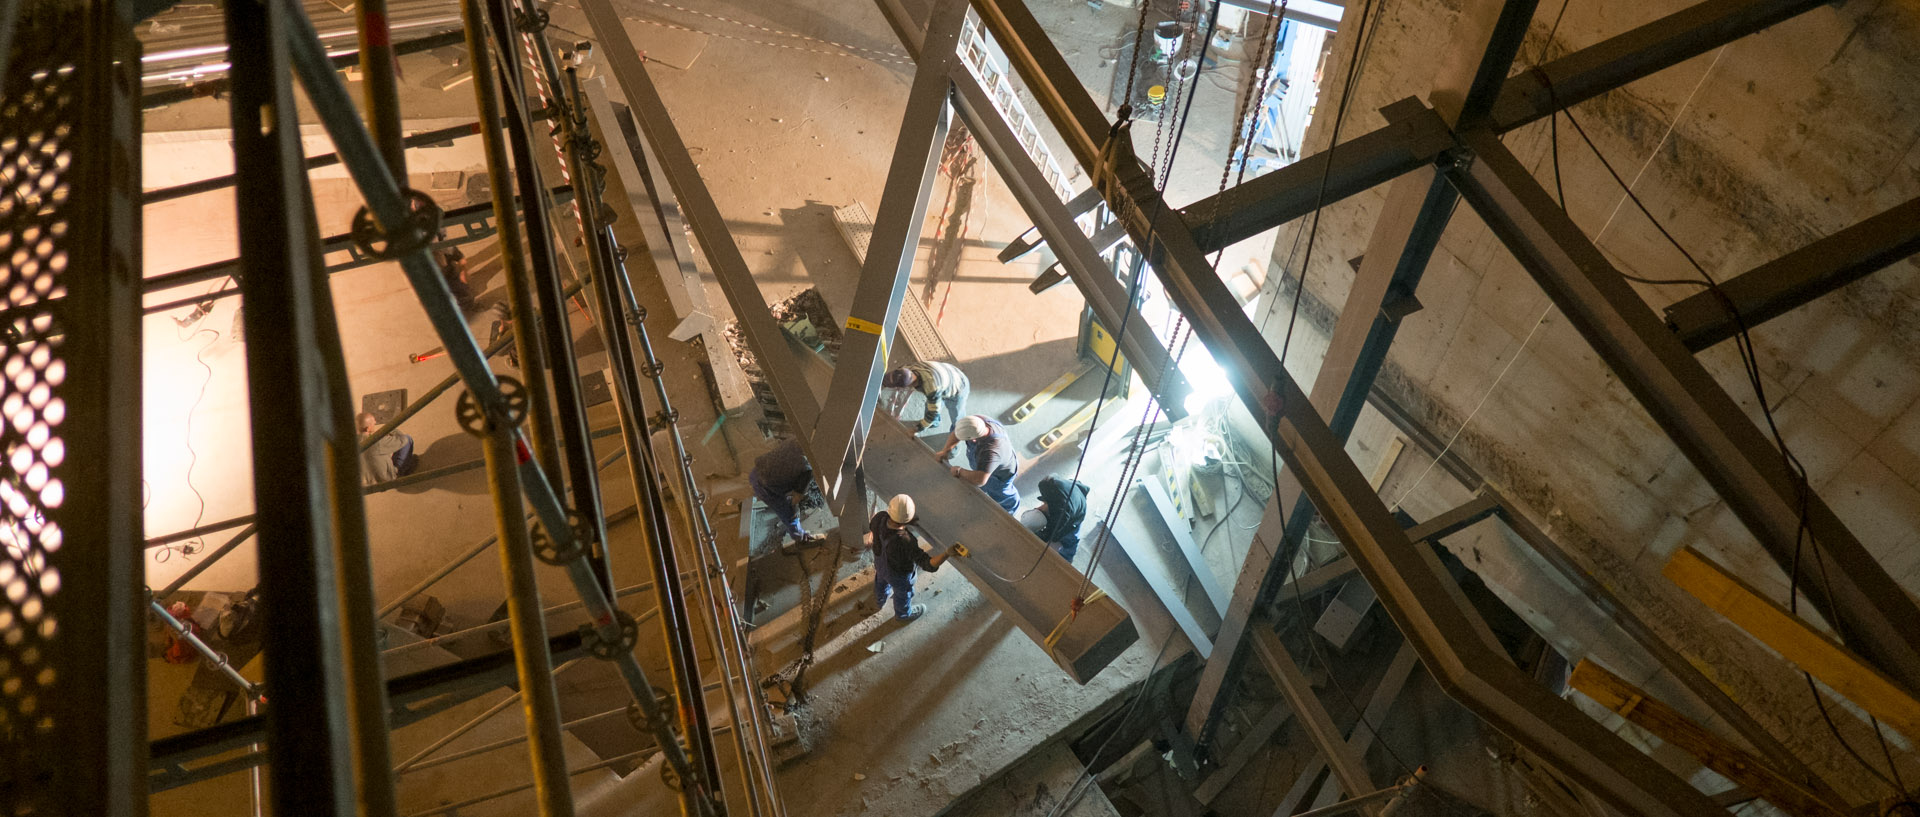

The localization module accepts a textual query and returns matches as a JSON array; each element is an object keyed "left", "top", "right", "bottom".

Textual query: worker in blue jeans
[
  {"left": 869, "top": 494, "right": 957, "bottom": 622},
  {"left": 748, "top": 439, "right": 826, "bottom": 547}
]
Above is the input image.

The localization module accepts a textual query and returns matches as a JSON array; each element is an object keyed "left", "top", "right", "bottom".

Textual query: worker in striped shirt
[{"left": 882, "top": 360, "right": 970, "bottom": 434}]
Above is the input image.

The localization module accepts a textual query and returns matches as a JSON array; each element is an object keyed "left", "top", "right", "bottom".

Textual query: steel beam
[
  {"left": 1250, "top": 628, "right": 1376, "bottom": 799},
  {"left": 578, "top": 0, "right": 829, "bottom": 495},
  {"left": 869, "top": 0, "right": 1192, "bottom": 418},
  {"left": 143, "top": 121, "right": 484, "bottom": 205},
  {"left": 1307, "top": 641, "right": 1421, "bottom": 810},
  {"left": 1667, "top": 195, "right": 1920, "bottom": 351},
  {"left": 1486, "top": 0, "right": 1823, "bottom": 133},
  {"left": 1093, "top": 519, "right": 1217, "bottom": 658},
  {"left": 972, "top": 3, "right": 1722, "bottom": 813},
  {"left": 225, "top": 1, "right": 398, "bottom": 813},
  {"left": 1183, "top": 0, "right": 1826, "bottom": 253},
  {"left": 1218, "top": 0, "right": 1343, "bottom": 31},
  {"left": 1446, "top": 129, "right": 1920, "bottom": 699},
  {"left": 1183, "top": 106, "right": 1455, "bottom": 253},
  {"left": 813, "top": 0, "right": 967, "bottom": 505},
  {"left": 1486, "top": 485, "right": 1841, "bottom": 801},
  {"left": 141, "top": 28, "right": 464, "bottom": 109}
]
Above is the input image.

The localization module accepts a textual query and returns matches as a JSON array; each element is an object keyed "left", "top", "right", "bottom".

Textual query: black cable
[
  {"left": 154, "top": 328, "right": 220, "bottom": 563},
  {"left": 1548, "top": 74, "right": 1910, "bottom": 795}
]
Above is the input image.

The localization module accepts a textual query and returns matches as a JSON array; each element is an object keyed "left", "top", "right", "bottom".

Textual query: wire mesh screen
[{"left": 0, "top": 1, "right": 143, "bottom": 813}]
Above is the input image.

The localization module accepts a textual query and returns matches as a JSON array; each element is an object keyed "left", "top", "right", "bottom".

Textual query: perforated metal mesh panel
[{"left": 0, "top": 2, "right": 143, "bottom": 813}]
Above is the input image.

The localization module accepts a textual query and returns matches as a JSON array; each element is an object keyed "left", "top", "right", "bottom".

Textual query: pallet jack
[{"left": 1010, "top": 307, "right": 1134, "bottom": 453}]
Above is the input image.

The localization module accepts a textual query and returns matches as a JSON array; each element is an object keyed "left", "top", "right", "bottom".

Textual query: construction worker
[
  {"left": 869, "top": 494, "right": 957, "bottom": 621},
  {"left": 882, "top": 360, "right": 970, "bottom": 434},
  {"left": 357, "top": 412, "right": 417, "bottom": 485},
  {"left": 748, "top": 439, "right": 826, "bottom": 548},
  {"left": 937, "top": 415, "right": 1021, "bottom": 512},
  {"left": 1033, "top": 476, "right": 1090, "bottom": 562}
]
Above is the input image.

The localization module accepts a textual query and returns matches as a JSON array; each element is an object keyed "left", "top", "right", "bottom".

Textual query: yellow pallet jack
[{"left": 1020, "top": 308, "right": 1136, "bottom": 451}]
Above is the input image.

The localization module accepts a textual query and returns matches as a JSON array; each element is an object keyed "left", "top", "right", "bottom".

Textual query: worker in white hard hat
[
  {"left": 934, "top": 414, "right": 1021, "bottom": 512},
  {"left": 868, "top": 493, "right": 957, "bottom": 622}
]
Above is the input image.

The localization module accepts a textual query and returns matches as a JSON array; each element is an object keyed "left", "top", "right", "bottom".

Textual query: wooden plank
[
  {"left": 1664, "top": 547, "right": 1920, "bottom": 742},
  {"left": 1568, "top": 660, "right": 1846, "bottom": 817}
]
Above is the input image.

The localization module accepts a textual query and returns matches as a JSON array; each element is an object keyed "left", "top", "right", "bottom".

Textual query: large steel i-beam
[
  {"left": 869, "top": 0, "right": 1192, "bottom": 417},
  {"left": 969, "top": 1, "right": 1724, "bottom": 813},
  {"left": 812, "top": 0, "right": 967, "bottom": 506},
  {"left": 1181, "top": 0, "right": 1827, "bottom": 254},
  {"left": 1445, "top": 128, "right": 1920, "bottom": 699}
]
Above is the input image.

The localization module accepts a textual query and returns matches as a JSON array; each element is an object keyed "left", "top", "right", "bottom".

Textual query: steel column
[
  {"left": 1666, "top": 195, "right": 1920, "bottom": 351},
  {"left": 813, "top": 0, "right": 967, "bottom": 504},
  {"left": 1446, "top": 128, "right": 1920, "bottom": 698},
  {"left": 461, "top": 0, "right": 562, "bottom": 498},
  {"left": 481, "top": 0, "right": 611, "bottom": 593},
  {"left": 558, "top": 61, "right": 729, "bottom": 808},
  {"left": 971, "top": 3, "right": 1722, "bottom": 813},
  {"left": 354, "top": 0, "right": 407, "bottom": 175},
  {"left": 1, "top": 2, "right": 145, "bottom": 811},
  {"left": 224, "top": 1, "right": 398, "bottom": 813},
  {"left": 478, "top": 427, "right": 575, "bottom": 817},
  {"left": 1251, "top": 628, "right": 1376, "bottom": 799}
]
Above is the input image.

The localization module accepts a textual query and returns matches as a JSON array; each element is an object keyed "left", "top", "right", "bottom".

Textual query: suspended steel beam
[
  {"left": 970, "top": 2, "right": 1722, "bottom": 813},
  {"left": 1445, "top": 127, "right": 1920, "bottom": 700},
  {"left": 1184, "top": 0, "right": 1826, "bottom": 253},
  {"left": 870, "top": 0, "right": 1192, "bottom": 416},
  {"left": 1187, "top": 0, "right": 1540, "bottom": 746},
  {"left": 1667, "top": 195, "right": 1920, "bottom": 351},
  {"left": 813, "top": 0, "right": 967, "bottom": 506}
]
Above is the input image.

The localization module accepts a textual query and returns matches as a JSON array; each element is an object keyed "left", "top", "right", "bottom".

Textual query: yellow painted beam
[
  {"left": 1664, "top": 547, "right": 1920, "bottom": 743},
  {"left": 1569, "top": 659, "right": 1847, "bottom": 817}
]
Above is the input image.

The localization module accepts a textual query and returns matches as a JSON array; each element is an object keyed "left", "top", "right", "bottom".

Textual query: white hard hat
[
  {"left": 953, "top": 415, "right": 988, "bottom": 441},
  {"left": 887, "top": 494, "right": 916, "bottom": 524},
  {"left": 1020, "top": 508, "right": 1047, "bottom": 533}
]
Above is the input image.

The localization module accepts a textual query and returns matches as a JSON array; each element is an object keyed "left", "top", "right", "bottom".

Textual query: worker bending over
[
  {"left": 870, "top": 494, "right": 957, "bottom": 622},
  {"left": 1032, "top": 476, "right": 1090, "bottom": 562},
  {"left": 748, "top": 439, "right": 826, "bottom": 547},
  {"left": 882, "top": 361, "right": 970, "bottom": 434},
  {"left": 937, "top": 415, "right": 1021, "bottom": 512}
]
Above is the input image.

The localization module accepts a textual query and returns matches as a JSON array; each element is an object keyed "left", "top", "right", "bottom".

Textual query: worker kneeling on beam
[
  {"left": 937, "top": 415, "right": 1021, "bottom": 512},
  {"left": 870, "top": 494, "right": 958, "bottom": 622}
]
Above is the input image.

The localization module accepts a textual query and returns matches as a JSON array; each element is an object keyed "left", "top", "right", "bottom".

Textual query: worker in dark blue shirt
[
  {"left": 936, "top": 415, "right": 1021, "bottom": 512},
  {"left": 748, "top": 439, "right": 824, "bottom": 547},
  {"left": 869, "top": 494, "right": 957, "bottom": 622},
  {"left": 1034, "top": 476, "right": 1090, "bottom": 562}
]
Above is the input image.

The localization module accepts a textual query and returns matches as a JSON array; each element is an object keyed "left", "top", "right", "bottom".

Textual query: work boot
[{"left": 897, "top": 604, "right": 926, "bottom": 623}]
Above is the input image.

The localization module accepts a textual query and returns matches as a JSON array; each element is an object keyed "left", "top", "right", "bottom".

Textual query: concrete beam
[{"left": 1448, "top": 129, "right": 1920, "bottom": 700}]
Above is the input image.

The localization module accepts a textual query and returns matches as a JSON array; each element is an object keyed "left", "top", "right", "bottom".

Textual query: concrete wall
[{"left": 1269, "top": 0, "right": 1920, "bottom": 801}]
